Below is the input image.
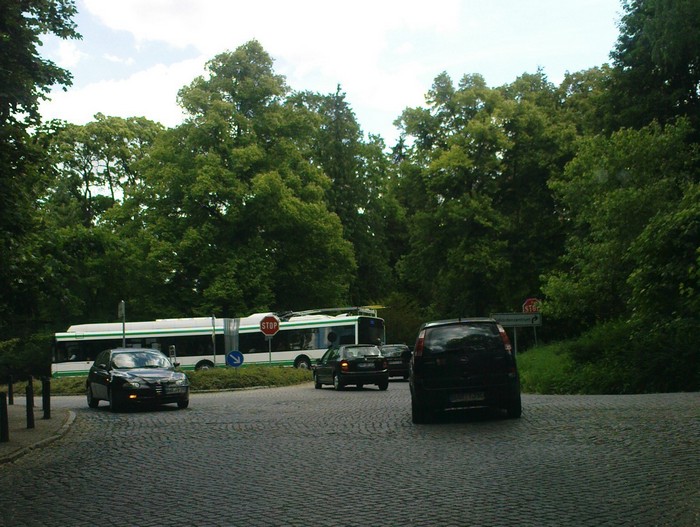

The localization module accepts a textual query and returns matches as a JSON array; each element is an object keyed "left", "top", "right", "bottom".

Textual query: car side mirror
[
  {"left": 173, "top": 362, "right": 181, "bottom": 368},
  {"left": 97, "top": 363, "right": 107, "bottom": 370}
]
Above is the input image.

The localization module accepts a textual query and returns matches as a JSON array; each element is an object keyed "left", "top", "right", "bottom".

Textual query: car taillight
[
  {"left": 340, "top": 360, "right": 349, "bottom": 372},
  {"left": 414, "top": 330, "right": 425, "bottom": 357},
  {"left": 497, "top": 324, "right": 513, "bottom": 355}
]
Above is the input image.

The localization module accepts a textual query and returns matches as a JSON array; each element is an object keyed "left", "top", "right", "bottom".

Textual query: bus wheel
[
  {"left": 195, "top": 361, "right": 214, "bottom": 371},
  {"left": 295, "top": 357, "right": 311, "bottom": 369}
]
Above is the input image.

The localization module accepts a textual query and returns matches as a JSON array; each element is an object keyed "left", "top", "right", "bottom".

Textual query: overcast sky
[{"left": 39, "top": 0, "right": 623, "bottom": 146}]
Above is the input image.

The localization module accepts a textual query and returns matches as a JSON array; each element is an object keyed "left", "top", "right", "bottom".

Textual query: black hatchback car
[
  {"left": 86, "top": 348, "right": 190, "bottom": 411},
  {"left": 380, "top": 344, "right": 411, "bottom": 380},
  {"left": 409, "top": 318, "right": 521, "bottom": 423},
  {"left": 314, "top": 344, "right": 389, "bottom": 390}
]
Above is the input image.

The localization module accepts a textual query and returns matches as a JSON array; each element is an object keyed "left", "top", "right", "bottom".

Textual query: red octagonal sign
[{"left": 260, "top": 315, "right": 280, "bottom": 337}]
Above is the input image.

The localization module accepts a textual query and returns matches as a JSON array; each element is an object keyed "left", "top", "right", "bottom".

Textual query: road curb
[{"left": 0, "top": 409, "right": 76, "bottom": 465}]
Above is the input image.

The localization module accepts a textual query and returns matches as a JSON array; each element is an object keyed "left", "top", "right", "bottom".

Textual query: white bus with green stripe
[{"left": 52, "top": 307, "right": 385, "bottom": 377}]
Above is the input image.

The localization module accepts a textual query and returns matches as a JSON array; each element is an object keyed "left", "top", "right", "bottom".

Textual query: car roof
[
  {"left": 110, "top": 347, "right": 164, "bottom": 353},
  {"left": 419, "top": 318, "right": 498, "bottom": 329}
]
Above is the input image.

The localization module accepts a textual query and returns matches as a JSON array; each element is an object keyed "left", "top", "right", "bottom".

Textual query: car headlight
[
  {"left": 173, "top": 373, "right": 189, "bottom": 386},
  {"left": 123, "top": 380, "right": 142, "bottom": 388}
]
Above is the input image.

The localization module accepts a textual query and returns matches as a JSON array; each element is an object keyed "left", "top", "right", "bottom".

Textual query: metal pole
[
  {"left": 26, "top": 377, "right": 34, "bottom": 429},
  {"left": 42, "top": 377, "right": 51, "bottom": 420},
  {"left": 212, "top": 315, "right": 216, "bottom": 367},
  {"left": 120, "top": 300, "right": 126, "bottom": 347},
  {"left": 7, "top": 375, "right": 13, "bottom": 405},
  {"left": 0, "top": 392, "right": 8, "bottom": 442}
]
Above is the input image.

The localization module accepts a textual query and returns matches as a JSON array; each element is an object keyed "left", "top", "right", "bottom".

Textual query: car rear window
[
  {"left": 423, "top": 323, "right": 503, "bottom": 356},
  {"left": 381, "top": 345, "right": 408, "bottom": 357},
  {"left": 344, "top": 346, "right": 380, "bottom": 358}
]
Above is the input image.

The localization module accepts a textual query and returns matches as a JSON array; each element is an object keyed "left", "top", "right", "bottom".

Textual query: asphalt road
[{"left": 0, "top": 382, "right": 698, "bottom": 527}]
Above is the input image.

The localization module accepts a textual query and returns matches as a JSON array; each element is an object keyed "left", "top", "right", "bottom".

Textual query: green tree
[
  {"left": 609, "top": 0, "right": 700, "bottom": 131},
  {"left": 543, "top": 120, "right": 696, "bottom": 328},
  {"left": 394, "top": 73, "right": 512, "bottom": 317},
  {"left": 133, "top": 41, "right": 355, "bottom": 317},
  {"left": 0, "top": 0, "right": 79, "bottom": 338},
  {"left": 29, "top": 115, "right": 163, "bottom": 327},
  {"left": 294, "top": 86, "right": 395, "bottom": 305},
  {"left": 496, "top": 71, "right": 576, "bottom": 310}
]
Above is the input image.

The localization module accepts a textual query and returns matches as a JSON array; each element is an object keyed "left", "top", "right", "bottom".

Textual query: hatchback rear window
[{"left": 423, "top": 324, "right": 502, "bottom": 355}]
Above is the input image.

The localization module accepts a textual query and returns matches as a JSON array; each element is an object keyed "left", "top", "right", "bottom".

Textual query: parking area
[{"left": 0, "top": 383, "right": 698, "bottom": 526}]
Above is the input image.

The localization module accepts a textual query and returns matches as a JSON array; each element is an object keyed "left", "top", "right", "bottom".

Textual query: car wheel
[
  {"left": 506, "top": 394, "right": 522, "bottom": 419},
  {"left": 333, "top": 373, "right": 344, "bottom": 391},
  {"left": 411, "top": 399, "right": 431, "bottom": 424},
  {"left": 378, "top": 381, "right": 388, "bottom": 391},
  {"left": 86, "top": 383, "right": 99, "bottom": 409},
  {"left": 109, "top": 389, "right": 121, "bottom": 413},
  {"left": 177, "top": 399, "right": 189, "bottom": 409},
  {"left": 356, "top": 384, "right": 364, "bottom": 389},
  {"left": 314, "top": 372, "right": 322, "bottom": 389}
]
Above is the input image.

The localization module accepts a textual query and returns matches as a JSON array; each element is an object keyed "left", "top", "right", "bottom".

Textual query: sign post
[
  {"left": 260, "top": 315, "right": 280, "bottom": 364},
  {"left": 118, "top": 300, "right": 126, "bottom": 347},
  {"left": 521, "top": 298, "right": 542, "bottom": 345},
  {"left": 491, "top": 312, "right": 543, "bottom": 355},
  {"left": 226, "top": 350, "right": 244, "bottom": 368}
]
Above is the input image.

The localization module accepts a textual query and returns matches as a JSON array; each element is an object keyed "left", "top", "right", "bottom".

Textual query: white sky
[{"left": 39, "top": 0, "right": 622, "bottom": 146}]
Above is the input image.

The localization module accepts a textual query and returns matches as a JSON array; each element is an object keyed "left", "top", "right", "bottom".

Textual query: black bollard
[
  {"left": 42, "top": 377, "right": 51, "bottom": 419},
  {"left": 0, "top": 392, "right": 8, "bottom": 442},
  {"left": 8, "top": 375, "right": 13, "bottom": 405},
  {"left": 26, "top": 377, "right": 34, "bottom": 429}
]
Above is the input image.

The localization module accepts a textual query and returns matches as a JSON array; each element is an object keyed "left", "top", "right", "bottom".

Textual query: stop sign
[
  {"left": 260, "top": 315, "right": 280, "bottom": 337},
  {"left": 522, "top": 298, "right": 542, "bottom": 313}
]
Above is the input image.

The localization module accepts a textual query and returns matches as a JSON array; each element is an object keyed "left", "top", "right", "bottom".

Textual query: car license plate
[
  {"left": 450, "top": 392, "right": 484, "bottom": 403},
  {"left": 358, "top": 362, "right": 374, "bottom": 369},
  {"left": 389, "top": 360, "right": 402, "bottom": 365},
  {"left": 165, "top": 385, "right": 186, "bottom": 394}
]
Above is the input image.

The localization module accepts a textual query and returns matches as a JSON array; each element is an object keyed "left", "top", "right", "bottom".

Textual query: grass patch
[
  {"left": 187, "top": 366, "right": 312, "bottom": 391},
  {"left": 1, "top": 366, "right": 313, "bottom": 397}
]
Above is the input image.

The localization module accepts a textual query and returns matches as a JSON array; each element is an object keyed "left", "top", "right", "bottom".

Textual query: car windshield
[
  {"left": 381, "top": 345, "right": 408, "bottom": 357},
  {"left": 112, "top": 351, "right": 171, "bottom": 369},
  {"left": 344, "top": 346, "right": 380, "bottom": 358}
]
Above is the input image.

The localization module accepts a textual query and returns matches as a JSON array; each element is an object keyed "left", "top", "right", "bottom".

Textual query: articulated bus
[{"left": 52, "top": 307, "right": 385, "bottom": 377}]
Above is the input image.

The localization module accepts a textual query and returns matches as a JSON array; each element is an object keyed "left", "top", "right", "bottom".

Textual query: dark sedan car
[
  {"left": 380, "top": 344, "right": 411, "bottom": 380},
  {"left": 86, "top": 348, "right": 190, "bottom": 411},
  {"left": 314, "top": 344, "right": 389, "bottom": 390}
]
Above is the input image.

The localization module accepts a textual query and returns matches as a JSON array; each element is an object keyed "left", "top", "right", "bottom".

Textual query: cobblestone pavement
[{"left": 0, "top": 383, "right": 698, "bottom": 527}]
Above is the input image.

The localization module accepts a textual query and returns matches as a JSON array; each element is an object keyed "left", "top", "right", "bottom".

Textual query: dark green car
[{"left": 409, "top": 318, "right": 521, "bottom": 423}]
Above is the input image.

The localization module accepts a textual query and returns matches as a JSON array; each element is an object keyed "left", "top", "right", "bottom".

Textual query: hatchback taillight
[
  {"left": 497, "top": 324, "right": 513, "bottom": 355},
  {"left": 414, "top": 330, "right": 425, "bottom": 357},
  {"left": 340, "top": 360, "right": 349, "bottom": 372}
]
